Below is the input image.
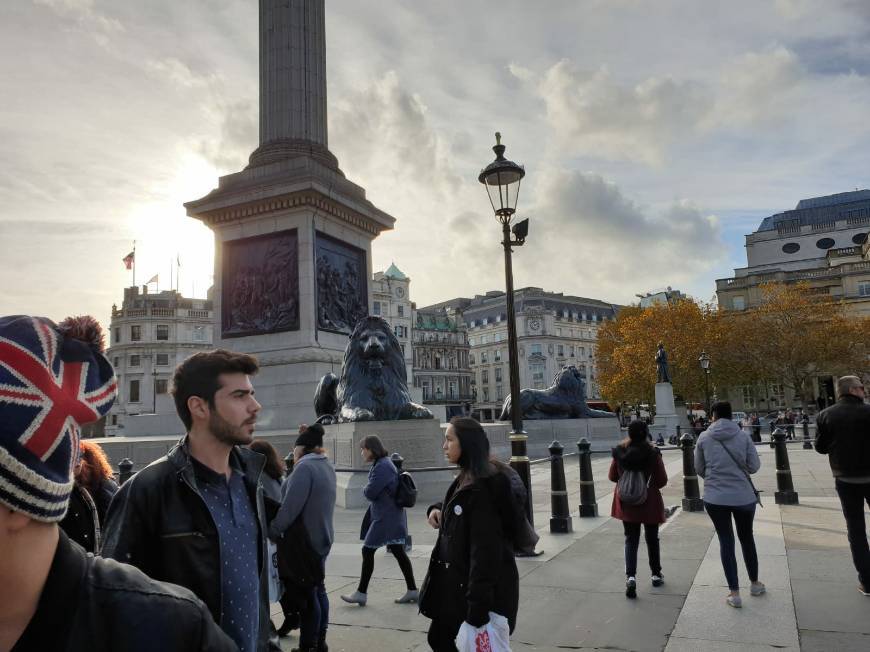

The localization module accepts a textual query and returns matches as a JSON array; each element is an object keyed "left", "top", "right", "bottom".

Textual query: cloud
[{"left": 33, "top": 0, "right": 124, "bottom": 47}]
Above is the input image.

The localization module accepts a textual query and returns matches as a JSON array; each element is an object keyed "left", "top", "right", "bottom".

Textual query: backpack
[
  {"left": 617, "top": 468, "right": 650, "bottom": 506},
  {"left": 395, "top": 471, "right": 417, "bottom": 508}
]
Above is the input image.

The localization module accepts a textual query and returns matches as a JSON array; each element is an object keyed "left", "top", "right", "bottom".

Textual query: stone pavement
[{"left": 272, "top": 443, "right": 869, "bottom": 651}]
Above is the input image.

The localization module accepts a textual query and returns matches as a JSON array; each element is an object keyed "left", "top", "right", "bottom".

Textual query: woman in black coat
[
  {"left": 60, "top": 440, "right": 119, "bottom": 554},
  {"left": 419, "top": 417, "right": 519, "bottom": 651}
]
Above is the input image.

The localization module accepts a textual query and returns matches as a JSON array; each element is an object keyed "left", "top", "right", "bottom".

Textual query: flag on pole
[
  {"left": 177, "top": 254, "right": 181, "bottom": 267},
  {"left": 146, "top": 274, "right": 159, "bottom": 285},
  {"left": 122, "top": 251, "right": 135, "bottom": 270}
]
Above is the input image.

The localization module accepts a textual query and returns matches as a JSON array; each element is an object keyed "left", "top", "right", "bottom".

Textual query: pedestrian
[
  {"left": 341, "top": 435, "right": 418, "bottom": 607},
  {"left": 250, "top": 438, "right": 285, "bottom": 503},
  {"left": 695, "top": 401, "right": 765, "bottom": 608},
  {"left": 269, "top": 423, "right": 336, "bottom": 652},
  {"left": 419, "top": 417, "right": 519, "bottom": 651},
  {"left": 60, "top": 439, "right": 119, "bottom": 553},
  {"left": 0, "top": 314, "right": 235, "bottom": 652},
  {"left": 103, "top": 349, "right": 271, "bottom": 652},
  {"left": 751, "top": 413, "right": 762, "bottom": 443},
  {"left": 608, "top": 421, "right": 668, "bottom": 598},
  {"left": 814, "top": 375, "right": 870, "bottom": 596}
]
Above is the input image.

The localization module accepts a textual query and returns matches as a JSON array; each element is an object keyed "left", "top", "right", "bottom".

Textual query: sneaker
[
  {"left": 651, "top": 574, "right": 664, "bottom": 587},
  {"left": 726, "top": 594, "right": 742, "bottom": 608},
  {"left": 395, "top": 589, "right": 419, "bottom": 604},
  {"left": 859, "top": 584, "right": 870, "bottom": 597},
  {"left": 339, "top": 590, "right": 367, "bottom": 606},
  {"left": 750, "top": 581, "right": 766, "bottom": 596},
  {"left": 626, "top": 576, "right": 637, "bottom": 599}
]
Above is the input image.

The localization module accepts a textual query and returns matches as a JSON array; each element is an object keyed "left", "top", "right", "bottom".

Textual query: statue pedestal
[
  {"left": 652, "top": 382, "right": 681, "bottom": 439},
  {"left": 324, "top": 419, "right": 453, "bottom": 508},
  {"left": 480, "top": 417, "right": 622, "bottom": 460}
]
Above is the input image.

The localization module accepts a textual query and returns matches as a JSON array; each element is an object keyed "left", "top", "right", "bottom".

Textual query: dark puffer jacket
[
  {"left": 608, "top": 443, "right": 668, "bottom": 524},
  {"left": 816, "top": 395, "right": 870, "bottom": 478},
  {"left": 419, "top": 471, "right": 519, "bottom": 633}
]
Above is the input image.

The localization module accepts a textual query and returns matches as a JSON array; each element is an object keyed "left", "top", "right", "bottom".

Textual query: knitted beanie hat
[
  {"left": 0, "top": 315, "right": 117, "bottom": 522},
  {"left": 295, "top": 423, "right": 324, "bottom": 449}
]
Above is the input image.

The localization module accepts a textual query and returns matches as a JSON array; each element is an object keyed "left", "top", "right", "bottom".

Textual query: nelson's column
[{"left": 185, "top": 0, "right": 396, "bottom": 430}]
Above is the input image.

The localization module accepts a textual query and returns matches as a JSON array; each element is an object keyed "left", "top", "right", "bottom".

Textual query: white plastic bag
[{"left": 454, "top": 612, "right": 511, "bottom": 652}]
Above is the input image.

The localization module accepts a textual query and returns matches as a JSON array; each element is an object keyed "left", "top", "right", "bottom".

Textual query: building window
[
  {"left": 496, "top": 385, "right": 504, "bottom": 402},
  {"left": 853, "top": 233, "right": 868, "bottom": 245},
  {"left": 155, "top": 379, "right": 168, "bottom": 394},
  {"left": 495, "top": 367, "right": 502, "bottom": 382},
  {"left": 732, "top": 296, "right": 746, "bottom": 310},
  {"left": 449, "top": 381, "right": 457, "bottom": 399},
  {"left": 816, "top": 238, "right": 835, "bottom": 250},
  {"left": 530, "top": 363, "right": 546, "bottom": 389},
  {"left": 156, "top": 353, "right": 169, "bottom": 366},
  {"left": 481, "top": 351, "right": 488, "bottom": 363},
  {"left": 156, "top": 324, "right": 169, "bottom": 341},
  {"left": 494, "top": 349, "right": 501, "bottom": 362},
  {"left": 570, "top": 346, "right": 575, "bottom": 357},
  {"left": 859, "top": 281, "right": 870, "bottom": 297},
  {"left": 131, "top": 325, "right": 141, "bottom": 341},
  {"left": 580, "top": 347, "right": 586, "bottom": 358},
  {"left": 482, "top": 388, "right": 489, "bottom": 402},
  {"left": 557, "top": 344, "right": 564, "bottom": 356},
  {"left": 129, "top": 379, "right": 140, "bottom": 403},
  {"left": 110, "top": 415, "right": 118, "bottom": 426},
  {"left": 741, "top": 386, "right": 755, "bottom": 408},
  {"left": 481, "top": 370, "right": 489, "bottom": 384},
  {"left": 113, "top": 356, "right": 120, "bottom": 367},
  {"left": 373, "top": 301, "right": 381, "bottom": 316},
  {"left": 481, "top": 335, "right": 489, "bottom": 344},
  {"left": 530, "top": 344, "right": 542, "bottom": 355},
  {"left": 192, "top": 326, "right": 206, "bottom": 342},
  {"left": 114, "top": 328, "right": 121, "bottom": 344},
  {"left": 397, "top": 305, "right": 404, "bottom": 317},
  {"left": 769, "top": 382, "right": 785, "bottom": 407},
  {"left": 469, "top": 337, "right": 475, "bottom": 346},
  {"left": 782, "top": 242, "right": 800, "bottom": 254},
  {"left": 556, "top": 328, "right": 562, "bottom": 336},
  {"left": 129, "top": 355, "right": 140, "bottom": 367},
  {"left": 469, "top": 354, "right": 475, "bottom": 364}
]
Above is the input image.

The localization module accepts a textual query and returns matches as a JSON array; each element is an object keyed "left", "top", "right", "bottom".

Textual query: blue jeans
[
  {"left": 704, "top": 502, "right": 758, "bottom": 591},
  {"left": 300, "top": 556, "right": 329, "bottom": 647}
]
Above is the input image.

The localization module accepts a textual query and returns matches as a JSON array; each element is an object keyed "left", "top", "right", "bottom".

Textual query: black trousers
[
  {"left": 623, "top": 522, "right": 661, "bottom": 577},
  {"left": 835, "top": 479, "right": 870, "bottom": 587}
]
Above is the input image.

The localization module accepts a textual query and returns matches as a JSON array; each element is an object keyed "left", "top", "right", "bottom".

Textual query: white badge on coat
[{"left": 453, "top": 504, "right": 463, "bottom": 516}]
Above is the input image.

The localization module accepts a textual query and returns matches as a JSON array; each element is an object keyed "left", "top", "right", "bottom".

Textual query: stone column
[{"left": 250, "top": 0, "right": 338, "bottom": 169}]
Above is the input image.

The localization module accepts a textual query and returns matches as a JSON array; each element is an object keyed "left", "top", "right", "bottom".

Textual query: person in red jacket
[{"left": 608, "top": 421, "right": 669, "bottom": 598}]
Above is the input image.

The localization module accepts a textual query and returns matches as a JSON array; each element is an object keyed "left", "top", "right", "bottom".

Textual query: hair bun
[{"left": 58, "top": 315, "right": 106, "bottom": 354}]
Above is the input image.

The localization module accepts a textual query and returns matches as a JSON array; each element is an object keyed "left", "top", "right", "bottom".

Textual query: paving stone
[
  {"left": 799, "top": 629, "right": 870, "bottom": 652},
  {"left": 665, "top": 636, "right": 798, "bottom": 651},
  {"left": 791, "top": 578, "right": 870, "bottom": 634}
]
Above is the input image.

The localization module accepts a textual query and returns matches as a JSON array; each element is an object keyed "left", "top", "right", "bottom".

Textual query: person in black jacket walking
[
  {"left": 815, "top": 375, "right": 870, "bottom": 596},
  {"left": 103, "top": 349, "right": 272, "bottom": 652},
  {"left": 60, "top": 439, "right": 118, "bottom": 554},
  {"left": 0, "top": 314, "right": 235, "bottom": 652},
  {"left": 419, "top": 417, "right": 519, "bottom": 651}
]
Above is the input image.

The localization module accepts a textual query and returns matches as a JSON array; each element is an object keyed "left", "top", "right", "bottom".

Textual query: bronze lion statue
[
  {"left": 499, "top": 365, "right": 614, "bottom": 420},
  {"left": 314, "top": 316, "right": 433, "bottom": 423}
]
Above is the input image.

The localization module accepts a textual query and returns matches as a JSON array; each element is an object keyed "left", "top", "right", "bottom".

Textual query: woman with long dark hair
[
  {"left": 608, "top": 421, "right": 668, "bottom": 598},
  {"left": 60, "top": 440, "right": 119, "bottom": 554},
  {"left": 419, "top": 417, "right": 519, "bottom": 651},
  {"left": 340, "top": 435, "right": 418, "bottom": 606},
  {"left": 249, "top": 438, "right": 285, "bottom": 503}
]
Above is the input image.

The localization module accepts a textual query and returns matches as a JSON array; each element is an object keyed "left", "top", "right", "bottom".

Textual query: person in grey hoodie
[
  {"left": 269, "top": 424, "right": 336, "bottom": 652},
  {"left": 695, "top": 401, "right": 765, "bottom": 608}
]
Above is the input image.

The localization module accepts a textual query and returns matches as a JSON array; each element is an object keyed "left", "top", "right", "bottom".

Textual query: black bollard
[
  {"left": 773, "top": 428, "right": 799, "bottom": 504},
  {"left": 680, "top": 434, "right": 705, "bottom": 512},
  {"left": 284, "top": 451, "right": 294, "bottom": 474},
  {"left": 390, "top": 452, "right": 404, "bottom": 471},
  {"left": 118, "top": 458, "right": 134, "bottom": 485},
  {"left": 548, "top": 441, "right": 573, "bottom": 533},
  {"left": 576, "top": 437, "right": 598, "bottom": 517},
  {"left": 802, "top": 420, "right": 813, "bottom": 450}
]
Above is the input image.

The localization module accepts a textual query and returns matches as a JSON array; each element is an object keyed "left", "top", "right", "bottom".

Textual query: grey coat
[
  {"left": 361, "top": 456, "right": 408, "bottom": 547},
  {"left": 695, "top": 418, "right": 761, "bottom": 506}
]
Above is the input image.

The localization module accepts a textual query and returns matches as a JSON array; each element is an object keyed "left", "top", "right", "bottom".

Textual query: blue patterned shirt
[{"left": 193, "top": 456, "right": 259, "bottom": 652}]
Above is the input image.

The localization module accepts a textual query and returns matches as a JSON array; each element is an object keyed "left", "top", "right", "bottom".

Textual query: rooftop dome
[{"left": 383, "top": 262, "right": 408, "bottom": 280}]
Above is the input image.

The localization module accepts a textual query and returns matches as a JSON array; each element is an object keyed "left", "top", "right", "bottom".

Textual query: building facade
[
  {"left": 715, "top": 189, "right": 870, "bottom": 413},
  {"left": 371, "top": 263, "right": 413, "bottom": 381},
  {"left": 421, "top": 288, "right": 621, "bottom": 422},
  {"left": 105, "top": 286, "right": 214, "bottom": 434},
  {"left": 412, "top": 308, "right": 473, "bottom": 420}
]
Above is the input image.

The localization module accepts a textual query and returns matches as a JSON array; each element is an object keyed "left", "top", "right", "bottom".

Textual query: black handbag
[{"left": 264, "top": 497, "right": 324, "bottom": 590}]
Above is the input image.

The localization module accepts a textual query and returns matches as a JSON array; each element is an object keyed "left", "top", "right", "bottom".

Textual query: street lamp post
[
  {"left": 479, "top": 132, "right": 534, "bottom": 524},
  {"left": 698, "top": 351, "right": 711, "bottom": 417}
]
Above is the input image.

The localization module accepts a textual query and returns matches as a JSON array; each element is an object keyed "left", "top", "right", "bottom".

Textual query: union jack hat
[{"left": 0, "top": 315, "right": 117, "bottom": 522}]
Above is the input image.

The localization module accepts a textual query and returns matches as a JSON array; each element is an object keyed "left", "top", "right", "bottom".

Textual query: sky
[{"left": 2, "top": 0, "right": 870, "bottom": 329}]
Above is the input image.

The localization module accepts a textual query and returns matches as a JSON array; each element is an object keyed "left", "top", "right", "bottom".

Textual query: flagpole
[{"left": 132, "top": 240, "right": 136, "bottom": 288}]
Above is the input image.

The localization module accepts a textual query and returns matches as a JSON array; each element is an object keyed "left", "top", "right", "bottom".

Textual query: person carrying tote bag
[{"left": 695, "top": 401, "right": 766, "bottom": 608}]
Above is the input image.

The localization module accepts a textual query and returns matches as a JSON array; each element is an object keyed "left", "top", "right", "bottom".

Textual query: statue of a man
[{"left": 655, "top": 342, "right": 671, "bottom": 384}]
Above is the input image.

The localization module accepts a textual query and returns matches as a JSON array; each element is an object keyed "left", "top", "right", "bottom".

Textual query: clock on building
[
  {"left": 528, "top": 318, "right": 541, "bottom": 331},
  {"left": 395, "top": 287, "right": 405, "bottom": 298}
]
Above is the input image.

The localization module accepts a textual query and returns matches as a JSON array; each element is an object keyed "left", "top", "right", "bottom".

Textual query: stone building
[
  {"left": 715, "top": 189, "right": 870, "bottom": 413},
  {"left": 412, "top": 308, "right": 473, "bottom": 421},
  {"left": 421, "top": 288, "right": 621, "bottom": 422},
  {"left": 105, "top": 286, "right": 214, "bottom": 435},
  {"left": 371, "top": 263, "right": 413, "bottom": 381}
]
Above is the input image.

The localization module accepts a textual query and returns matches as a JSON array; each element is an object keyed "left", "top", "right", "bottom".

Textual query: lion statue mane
[
  {"left": 314, "top": 316, "right": 433, "bottom": 424},
  {"left": 499, "top": 365, "right": 614, "bottom": 420}
]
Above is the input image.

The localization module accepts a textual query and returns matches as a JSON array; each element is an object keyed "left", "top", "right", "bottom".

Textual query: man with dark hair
[
  {"left": 103, "top": 349, "right": 272, "bottom": 651},
  {"left": 815, "top": 375, "right": 870, "bottom": 596},
  {"left": 0, "top": 315, "right": 235, "bottom": 651}
]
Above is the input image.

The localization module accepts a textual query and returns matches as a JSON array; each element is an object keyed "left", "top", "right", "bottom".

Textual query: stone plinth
[
  {"left": 324, "top": 419, "right": 453, "bottom": 508},
  {"left": 482, "top": 417, "right": 622, "bottom": 460},
  {"left": 652, "top": 382, "right": 681, "bottom": 439}
]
